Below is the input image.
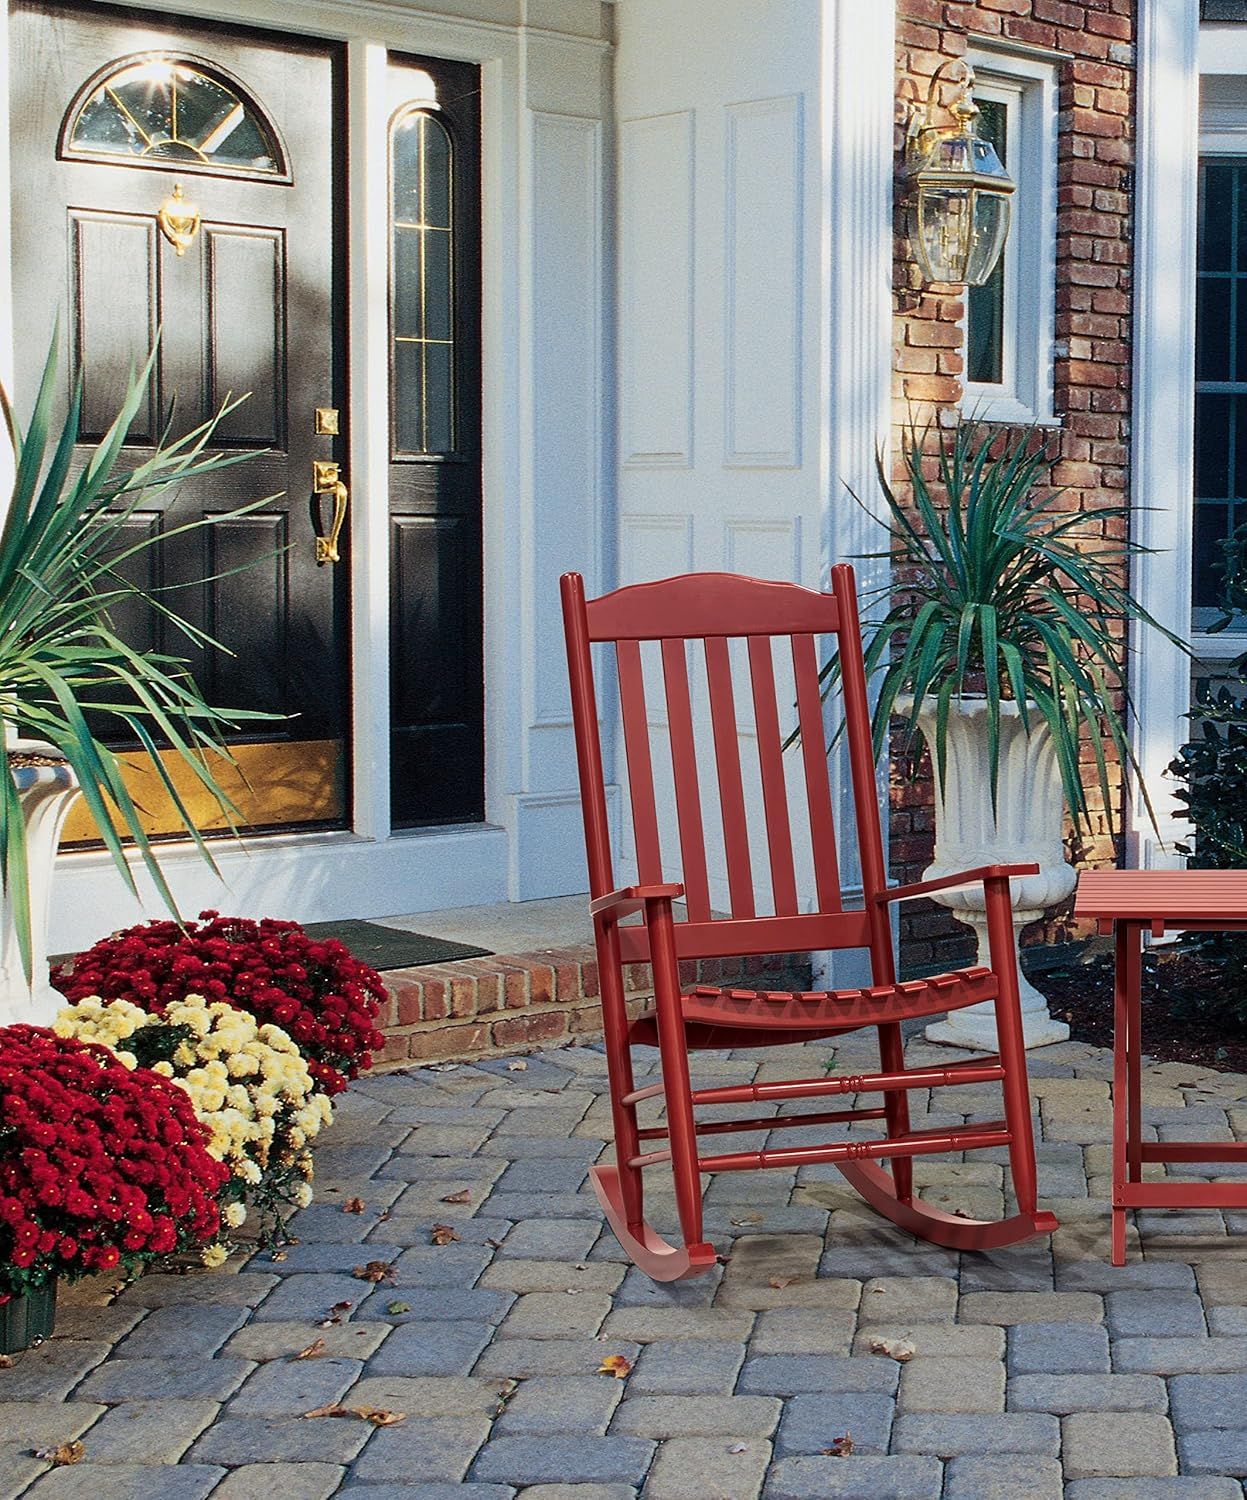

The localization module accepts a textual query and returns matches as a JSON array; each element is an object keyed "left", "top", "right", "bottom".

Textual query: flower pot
[
  {"left": 0, "top": 1279, "right": 57, "bottom": 1353},
  {"left": 913, "top": 699, "right": 1075, "bottom": 1052},
  {"left": 1, "top": 734, "right": 81, "bottom": 1027}
]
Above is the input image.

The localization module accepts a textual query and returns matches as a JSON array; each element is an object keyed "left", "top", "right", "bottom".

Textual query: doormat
[{"left": 301, "top": 920, "right": 492, "bottom": 971}]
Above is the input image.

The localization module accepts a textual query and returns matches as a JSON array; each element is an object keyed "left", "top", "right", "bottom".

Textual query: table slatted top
[{"left": 1074, "top": 869, "right": 1247, "bottom": 922}]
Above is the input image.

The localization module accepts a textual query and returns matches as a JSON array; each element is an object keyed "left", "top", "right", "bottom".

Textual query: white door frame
[{"left": 2, "top": 0, "right": 610, "bottom": 951}]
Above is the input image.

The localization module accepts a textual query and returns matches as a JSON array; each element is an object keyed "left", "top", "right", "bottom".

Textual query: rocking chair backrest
[{"left": 561, "top": 565, "right": 891, "bottom": 969}]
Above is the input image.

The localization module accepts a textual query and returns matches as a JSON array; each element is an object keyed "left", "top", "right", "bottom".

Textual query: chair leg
[
  {"left": 984, "top": 878, "right": 1040, "bottom": 1218},
  {"left": 648, "top": 902, "right": 706, "bottom": 1251},
  {"left": 877, "top": 1021, "right": 914, "bottom": 1203},
  {"left": 596, "top": 925, "right": 646, "bottom": 1234}
]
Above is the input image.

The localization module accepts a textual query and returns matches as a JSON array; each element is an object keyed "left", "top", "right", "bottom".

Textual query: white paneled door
[{"left": 615, "top": 0, "right": 835, "bottom": 919}]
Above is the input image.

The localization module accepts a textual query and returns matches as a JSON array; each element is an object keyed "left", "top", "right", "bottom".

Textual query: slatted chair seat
[
  {"left": 561, "top": 564, "right": 1058, "bottom": 1281},
  {"left": 629, "top": 965, "right": 1000, "bottom": 1049}
]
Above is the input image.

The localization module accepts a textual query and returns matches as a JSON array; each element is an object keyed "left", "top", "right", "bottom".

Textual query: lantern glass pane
[
  {"left": 966, "top": 191, "right": 1010, "bottom": 287},
  {"left": 914, "top": 185, "right": 975, "bottom": 284}
]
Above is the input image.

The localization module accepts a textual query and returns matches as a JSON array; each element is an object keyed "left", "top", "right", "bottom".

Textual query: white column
[
  {"left": 812, "top": 0, "right": 895, "bottom": 989},
  {"left": 1128, "top": 0, "right": 1199, "bottom": 871}
]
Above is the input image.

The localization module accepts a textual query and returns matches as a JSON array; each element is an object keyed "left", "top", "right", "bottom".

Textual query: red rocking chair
[{"left": 561, "top": 565, "right": 1058, "bottom": 1280}]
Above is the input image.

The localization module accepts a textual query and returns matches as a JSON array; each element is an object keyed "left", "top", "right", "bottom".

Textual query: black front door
[{"left": 11, "top": 0, "right": 349, "bottom": 836}]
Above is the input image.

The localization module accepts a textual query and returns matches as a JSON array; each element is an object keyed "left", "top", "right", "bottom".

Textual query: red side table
[{"left": 1074, "top": 870, "right": 1247, "bottom": 1265}]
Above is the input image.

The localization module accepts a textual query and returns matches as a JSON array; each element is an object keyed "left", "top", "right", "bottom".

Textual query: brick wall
[{"left": 891, "top": 0, "right": 1136, "bottom": 972}]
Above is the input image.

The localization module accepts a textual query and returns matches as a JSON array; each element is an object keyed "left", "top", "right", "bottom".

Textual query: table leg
[
  {"left": 1111, "top": 921, "right": 1137, "bottom": 1267},
  {"left": 1124, "top": 924, "right": 1143, "bottom": 1185}
]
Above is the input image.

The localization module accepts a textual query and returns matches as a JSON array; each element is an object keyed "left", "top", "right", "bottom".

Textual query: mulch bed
[{"left": 1036, "top": 942, "right": 1247, "bottom": 1074}]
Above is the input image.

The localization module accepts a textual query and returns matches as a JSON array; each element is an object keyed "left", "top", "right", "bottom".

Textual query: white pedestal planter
[
  {"left": 1, "top": 741, "right": 81, "bottom": 1027},
  {"left": 915, "top": 700, "right": 1074, "bottom": 1052}
]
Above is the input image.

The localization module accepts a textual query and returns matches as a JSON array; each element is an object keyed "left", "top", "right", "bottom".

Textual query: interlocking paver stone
[
  {"left": 764, "top": 1454, "right": 943, "bottom": 1499},
  {"left": 610, "top": 1394, "right": 779, "bottom": 1438},
  {"left": 0, "top": 1343, "right": 110, "bottom": 1401},
  {"left": 117, "top": 1272, "right": 277, "bottom": 1308},
  {"left": 187, "top": 1414, "right": 373, "bottom": 1465},
  {"left": 19, "top": 1464, "right": 225, "bottom": 1498},
  {"left": 1168, "top": 1371, "right": 1247, "bottom": 1430},
  {"left": 897, "top": 1356, "right": 1004, "bottom": 1412},
  {"left": 363, "top": 1319, "right": 492, "bottom": 1376},
  {"left": 209, "top": 1462, "right": 346, "bottom": 1499},
  {"left": 773, "top": 1392, "right": 894, "bottom": 1456},
  {"left": 342, "top": 1415, "right": 492, "bottom": 1482},
  {"left": 627, "top": 1338, "right": 744, "bottom": 1395},
  {"left": 224, "top": 1319, "right": 390, "bottom": 1363},
  {"left": 738, "top": 1354, "right": 899, "bottom": 1396},
  {"left": 71, "top": 1399, "right": 218, "bottom": 1462},
  {"left": 644, "top": 1435, "right": 770, "bottom": 1499},
  {"left": 110, "top": 1304, "right": 248, "bottom": 1360},
  {"left": 1008, "top": 1320, "right": 1110, "bottom": 1374},
  {"left": 1062, "top": 1412, "right": 1177, "bottom": 1479},
  {"left": 493, "top": 1374, "right": 622, "bottom": 1434},
  {"left": 470, "top": 1434, "right": 656, "bottom": 1486},
  {"left": 497, "top": 1219, "right": 602, "bottom": 1261},
  {"left": 891, "top": 1412, "right": 1060, "bottom": 1455},
  {"left": 228, "top": 1354, "right": 363, "bottom": 1415},
  {"left": 473, "top": 1337, "right": 642, "bottom": 1379},
  {"left": 76, "top": 1356, "right": 253, "bottom": 1404},
  {"left": 1065, "top": 1483, "right": 1244, "bottom": 1499},
  {"left": 1111, "top": 1337, "right": 1247, "bottom": 1373},
  {"left": 958, "top": 1291, "right": 1103, "bottom": 1325},
  {"left": 942, "top": 1455, "right": 1062, "bottom": 1499},
  {"left": 1105, "top": 1290, "right": 1206, "bottom": 1338},
  {"left": 356, "top": 1287, "right": 516, "bottom": 1325},
  {"left": 1008, "top": 1373, "right": 1168, "bottom": 1413}
]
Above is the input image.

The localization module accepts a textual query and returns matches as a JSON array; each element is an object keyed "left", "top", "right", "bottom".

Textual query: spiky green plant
[
  {"left": 0, "top": 337, "right": 278, "bottom": 980},
  {"left": 837, "top": 418, "right": 1186, "bottom": 840}
]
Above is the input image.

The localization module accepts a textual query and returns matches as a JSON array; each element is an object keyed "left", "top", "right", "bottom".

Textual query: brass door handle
[{"left": 312, "top": 460, "right": 349, "bottom": 565}]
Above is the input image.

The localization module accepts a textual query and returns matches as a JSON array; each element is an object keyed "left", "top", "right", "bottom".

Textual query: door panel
[
  {"left": 386, "top": 55, "right": 484, "bottom": 827},
  {"left": 11, "top": 1, "right": 348, "bottom": 838}
]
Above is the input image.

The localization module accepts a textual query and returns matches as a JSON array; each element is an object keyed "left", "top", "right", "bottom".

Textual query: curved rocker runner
[{"left": 561, "top": 564, "right": 1058, "bottom": 1281}]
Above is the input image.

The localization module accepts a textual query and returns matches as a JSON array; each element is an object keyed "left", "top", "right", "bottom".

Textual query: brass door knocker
[{"left": 157, "top": 183, "right": 201, "bottom": 257}]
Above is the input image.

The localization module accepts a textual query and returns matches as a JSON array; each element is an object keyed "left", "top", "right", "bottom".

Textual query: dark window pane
[
  {"left": 391, "top": 115, "right": 423, "bottom": 223},
  {"left": 966, "top": 97, "right": 1007, "bottom": 386},
  {"left": 393, "top": 341, "right": 426, "bottom": 454},
  {"left": 1195, "top": 501, "right": 1232, "bottom": 608},
  {"left": 423, "top": 228, "right": 453, "bottom": 342},
  {"left": 1198, "top": 276, "right": 1234, "bottom": 381},
  {"left": 1196, "top": 392, "right": 1232, "bottom": 499},
  {"left": 422, "top": 118, "right": 452, "bottom": 229},
  {"left": 392, "top": 228, "right": 423, "bottom": 339},
  {"left": 1202, "top": 163, "right": 1235, "bottom": 272}
]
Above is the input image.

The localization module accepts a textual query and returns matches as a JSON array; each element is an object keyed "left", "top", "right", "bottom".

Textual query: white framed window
[{"left": 961, "top": 45, "right": 1060, "bottom": 425}]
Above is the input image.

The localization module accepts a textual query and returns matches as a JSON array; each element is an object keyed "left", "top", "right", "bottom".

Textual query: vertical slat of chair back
[
  {"left": 703, "top": 636, "right": 756, "bottom": 918},
  {"left": 561, "top": 572, "right": 617, "bottom": 899},
  {"left": 747, "top": 636, "right": 800, "bottom": 917},
  {"left": 792, "top": 631, "right": 843, "bottom": 913},
  {"left": 615, "top": 639, "right": 665, "bottom": 885},
  {"left": 660, "top": 639, "right": 713, "bottom": 922}
]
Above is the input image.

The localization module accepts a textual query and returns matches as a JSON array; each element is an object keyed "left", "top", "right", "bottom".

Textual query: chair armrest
[
  {"left": 590, "top": 883, "right": 685, "bottom": 920},
  {"left": 872, "top": 864, "right": 1040, "bottom": 906}
]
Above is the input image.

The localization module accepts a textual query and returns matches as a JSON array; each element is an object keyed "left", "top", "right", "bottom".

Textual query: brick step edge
[{"left": 373, "top": 948, "right": 814, "bottom": 1067}]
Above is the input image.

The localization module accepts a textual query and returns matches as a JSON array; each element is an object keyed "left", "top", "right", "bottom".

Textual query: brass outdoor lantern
[{"left": 904, "top": 61, "right": 1015, "bottom": 287}]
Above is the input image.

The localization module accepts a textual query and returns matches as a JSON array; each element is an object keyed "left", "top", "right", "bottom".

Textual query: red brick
[{"left": 492, "top": 1011, "right": 570, "bottom": 1048}]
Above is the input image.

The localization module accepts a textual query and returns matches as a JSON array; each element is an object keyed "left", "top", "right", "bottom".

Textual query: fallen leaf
[
  {"left": 34, "top": 1441, "right": 84, "bottom": 1467},
  {"left": 768, "top": 1275, "right": 797, "bottom": 1290},
  {"left": 430, "top": 1224, "right": 461, "bottom": 1246},
  {"left": 303, "top": 1404, "right": 406, "bottom": 1427},
  {"left": 353, "top": 1260, "right": 398, "bottom": 1285},
  {"left": 727, "top": 1442, "right": 748, "bottom": 1454},
  {"left": 386, "top": 1300, "right": 412, "bottom": 1315},
  {"left": 485, "top": 1236, "right": 504, "bottom": 1250},
  {"left": 821, "top": 1432, "right": 854, "bottom": 1457},
  {"left": 332, "top": 1301, "right": 353, "bottom": 1313},
  {"left": 319, "top": 1299, "right": 354, "bottom": 1326},
  {"left": 495, "top": 1377, "right": 519, "bottom": 1413},
  {"left": 868, "top": 1336, "right": 915, "bottom": 1362},
  {"left": 269, "top": 1249, "right": 288, "bottom": 1263},
  {"left": 0, "top": 1354, "right": 11, "bottom": 1369},
  {"left": 506, "top": 1059, "right": 528, "bottom": 1071},
  {"left": 343, "top": 1198, "right": 366, "bottom": 1215},
  {"left": 869, "top": 1285, "right": 885, "bottom": 1294},
  {"left": 377, "top": 1211, "right": 392, "bottom": 1223},
  {"left": 295, "top": 1339, "right": 326, "bottom": 1361},
  {"left": 730, "top": 1211, "right": 763, "bottom": 1227},
  {"left": 440, "top": 1189, "right": 472, "bottom": 1205},
  {"left": 597, "top": 1354, "right": 632, "bottom": 1379}
]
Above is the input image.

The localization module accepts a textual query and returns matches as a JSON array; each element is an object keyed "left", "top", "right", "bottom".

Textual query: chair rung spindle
[
  {"left": 697, "top": 1119, "right": 1011, "bottom": 1174},
  {"left": 690, "top": 1059, "right": 1006, "bottom": 1109},
  {"left": 635, "top": 1105, "right": 889, "bottom": 1143},
  {"left": 622, "top": 1082, "right": 666, "bottom": 1106}
]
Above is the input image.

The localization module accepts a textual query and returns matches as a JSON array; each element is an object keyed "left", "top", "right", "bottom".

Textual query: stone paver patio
[{"left": 6, "top": 1025, "right": 1247, "bottom": 1498}]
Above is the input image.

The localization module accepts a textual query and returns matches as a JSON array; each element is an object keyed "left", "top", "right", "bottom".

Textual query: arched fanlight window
[
  {"left": 62, "top": 53, "right": 287, "bottom": 179},
  {"left": 390, "top": 103, "right": 455, "bottom": 456}
]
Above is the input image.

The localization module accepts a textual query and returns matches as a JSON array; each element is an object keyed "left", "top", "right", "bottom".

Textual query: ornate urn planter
[
  {"left": 0, "top": 1279, "right": 57, "bottom": 1354},
  {"left": 915, "top": 699, "right": 1073, "bottom": 1052},
  {"left": 1, "top": 736, "right": 81, "bottom": 1027}
]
